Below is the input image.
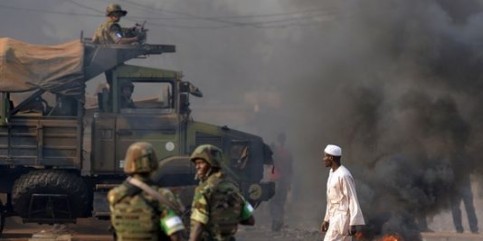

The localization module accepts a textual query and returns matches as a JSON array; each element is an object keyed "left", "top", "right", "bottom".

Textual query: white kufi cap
[{"left": 324, "top": 144, "right": 342, "bottom": 156}]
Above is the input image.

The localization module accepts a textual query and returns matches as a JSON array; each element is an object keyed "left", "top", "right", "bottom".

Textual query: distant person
[
  {"left": 189, "top": 144, "right": 255, "bottom": 241},
  {"left": 320, "top": 144, "right": 365, "bottom": 241},
  {"left": 92, "top": 3, "right": 141, "bottom": 45},
  {"left": 268, "top": 132, "right": 293, "bottom": 232},
  {"left": 119, "top": 80, "right": 135, "bottom": 108},
  {"left": 108, "top": 142, "right": 185, "bottom": 241},
  {"left": 451, "top": 172, "right": 479, "bottom": 233}
]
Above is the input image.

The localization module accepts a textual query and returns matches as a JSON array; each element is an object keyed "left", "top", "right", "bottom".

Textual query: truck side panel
[
  {"left": 91, "top": 113, "right": 182, "bottom": 175},
  {"left": 0, "top": 118, "right": 81, "bottom": 168}
]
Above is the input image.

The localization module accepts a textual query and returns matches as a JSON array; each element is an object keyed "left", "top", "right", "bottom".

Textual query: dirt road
[{"left": 1, "top": 217, "right": 482, "bottom": 241}]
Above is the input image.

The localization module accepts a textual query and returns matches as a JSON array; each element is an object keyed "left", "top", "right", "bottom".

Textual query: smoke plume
[{"left": 278, "top": 0, "right": 483, "bottom": 240}]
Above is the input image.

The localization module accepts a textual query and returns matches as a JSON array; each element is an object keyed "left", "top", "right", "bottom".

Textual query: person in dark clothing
[
  {"left": 268, "top": 132, "right": 293, "bottom": 232},
  {"left": 451, "top": 173, "right": 479, "bottom": 234},
  {"left": 120, "top": 80, "right": 135, "bottom": 108}
]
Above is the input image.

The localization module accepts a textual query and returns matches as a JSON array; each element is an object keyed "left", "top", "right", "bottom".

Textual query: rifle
[{"left": 124, "top": 20, "right": 148, "bottom": 44}]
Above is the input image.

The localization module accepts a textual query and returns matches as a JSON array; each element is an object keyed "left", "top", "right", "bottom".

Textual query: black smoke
[{"left": 280, "top": 0, "right": 483, "bottom": 240}]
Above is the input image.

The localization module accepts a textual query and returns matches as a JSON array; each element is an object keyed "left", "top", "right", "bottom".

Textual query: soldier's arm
[
  {"left": 158, "top": 188, "right": 185, "bottom": 214},
  {"left": 107, "top": 185, "right": 128, "bottom": 207},
  {"left": 117, "top": 36, "right": 139, "bottom": 45},
  {"left": 189, "top": 190, "right": 209, "bottom": 241},
  {"left": 156, "top": 189, "right": 186, "bottom": 240},
  {"left": 110, "top": 24, "right": 139, "bottom": 45},
  {"left": 188, "top": 221, "right": 204, "bottom": 241}
]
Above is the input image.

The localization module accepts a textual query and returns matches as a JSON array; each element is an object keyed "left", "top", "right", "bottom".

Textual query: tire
[{"left": 12, "top": 170, "right": 90, "bottom": 218}]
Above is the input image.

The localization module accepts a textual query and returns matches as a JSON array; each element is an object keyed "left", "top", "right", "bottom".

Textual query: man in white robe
[{"left": 320, "top": 144, "right": 365, "bottom": 241}]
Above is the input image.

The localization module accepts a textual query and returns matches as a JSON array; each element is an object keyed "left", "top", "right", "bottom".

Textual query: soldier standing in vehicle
[
  {"left": 119, "top": 80, "right": 136, "bottom": 108},
  {"left": 189, "top": 144, "right": 255, "bottom": 241},
  {"left": 93, "top": 3, "right": 142, "bottom": 103},
  {"left": 108, "top": 142, "right": 186, "bottom": 241},
  {"left": 92, "top": 3, "right": 141, "bottom": 45}
]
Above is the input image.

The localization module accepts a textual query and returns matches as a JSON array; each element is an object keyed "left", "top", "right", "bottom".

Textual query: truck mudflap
[
  {"left": 23, "top": 194, "right": 76, "bottom": 224},
  {"left": 243, "top": 181, "right": 275, "bottom": 208}
]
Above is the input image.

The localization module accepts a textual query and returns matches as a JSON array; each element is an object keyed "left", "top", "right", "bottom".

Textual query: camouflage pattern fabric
[
  {"left": 108, "top": 179, "right": 185, "bottom": 241},
  {"left": 191, "top": 172, "right": 251, "bottom": 241},
  {"left": 92, "top": 19, "right": 123, "bottom": 44}
]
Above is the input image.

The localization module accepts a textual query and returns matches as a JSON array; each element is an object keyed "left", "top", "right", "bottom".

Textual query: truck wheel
[{"left": 12, "top": 170, "right": 90, "bottom": 218}]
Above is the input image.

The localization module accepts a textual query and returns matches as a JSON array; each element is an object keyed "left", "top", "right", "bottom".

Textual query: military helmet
[
  {"left": 106, "top": 3, "right": 127, "bottom": 17},
  {"left": 190, "top": 144, "right": 224, "bottom": 168},
  {"left": 124, "top": 142, "right": 158, "bottom": 174}
]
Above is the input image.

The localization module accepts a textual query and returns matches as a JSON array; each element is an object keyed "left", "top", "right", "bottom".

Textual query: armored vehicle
[{"left": 0, "top": 38, "right": 274, "bottom": 236}]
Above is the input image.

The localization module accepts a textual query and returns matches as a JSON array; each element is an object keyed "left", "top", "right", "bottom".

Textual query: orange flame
[
  {"left": 379, "top": 234, "right": 404, "bottom": 241},
  {"left": 354, "top": 231, "right": 365, "bottom": 240}
]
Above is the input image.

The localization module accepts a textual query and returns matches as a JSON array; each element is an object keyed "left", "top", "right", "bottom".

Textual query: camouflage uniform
[
  {"left": 108, "top": 142, "right": 185, "bottom": 241},
  {"left": 190, "top": 145, "right": 254, "bottom": 241},
  {"left": 92, "top": 4, "right": 127, "bottom": 44},
  {"left": 92, "top": 19, "right": 124, "bottom": 44},
  {"left": 108, "top": 180, "right": 185, "bottom": 241}
]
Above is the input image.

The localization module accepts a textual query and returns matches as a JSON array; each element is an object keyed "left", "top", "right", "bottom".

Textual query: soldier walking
[
  {"left": 108, "top": 142, "right": 186, "bottom": 241},
  {"left": 189, "top": 144, "right": 255, "bottom": 241}
]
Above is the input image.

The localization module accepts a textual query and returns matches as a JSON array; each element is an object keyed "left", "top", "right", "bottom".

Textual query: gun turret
[{"left": 83, "top": 43, "right": 175, "bottom": 80}]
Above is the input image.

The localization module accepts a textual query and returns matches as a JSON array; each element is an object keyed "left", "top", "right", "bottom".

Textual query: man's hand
[
  {"left": 136, "top": 31, "right": 147, "bottom": 43},
  {"left": 348, "top": 225, "right": 357, "bottom": 236},
  {"left": 320, "top": 221, "right": 329, "bottom": 232}
]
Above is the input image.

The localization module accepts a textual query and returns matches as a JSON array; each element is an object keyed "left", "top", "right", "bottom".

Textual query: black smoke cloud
[{"left": 277, "top": 0, "right": 483, "bottom": 240}]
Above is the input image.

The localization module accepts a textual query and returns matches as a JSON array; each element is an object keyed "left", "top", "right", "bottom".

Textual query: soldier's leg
[
  {"left": 270, "top": 182, "right": 286, "bottom": 231},
  {"left": 277, "top": 184, "right": 289, "bottom": 225}
]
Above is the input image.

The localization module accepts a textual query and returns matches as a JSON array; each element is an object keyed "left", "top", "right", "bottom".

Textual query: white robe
[{"left": 323, "top": 165, "right": 365, "bottom": 241}]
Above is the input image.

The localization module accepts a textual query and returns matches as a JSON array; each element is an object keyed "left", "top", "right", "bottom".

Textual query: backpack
[{"left": 206, "top": 178, "right": 244, "bottom": 237}]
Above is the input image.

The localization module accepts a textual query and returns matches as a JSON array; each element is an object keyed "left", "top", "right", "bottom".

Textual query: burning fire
[
  {"left": 353, "top": 230, "right": 406, "bottom": 241},
  {"left": 379, "top": 234, "right": 404, "bottom": 241},
  {"left": 354, "top": 231, "right": 366, "bottom": 240}
]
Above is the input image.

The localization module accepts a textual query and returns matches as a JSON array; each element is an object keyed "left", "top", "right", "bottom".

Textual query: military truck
[{"left": 0, "top": 38, "right": 274, "bottom": 236}]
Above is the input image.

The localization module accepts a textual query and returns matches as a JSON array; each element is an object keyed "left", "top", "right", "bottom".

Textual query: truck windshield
[{"left": 122, "top": 82, "right": 173, "bottom": 110}]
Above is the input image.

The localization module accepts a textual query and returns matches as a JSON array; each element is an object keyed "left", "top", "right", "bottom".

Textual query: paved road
[{"left": 1, "top": 217, "right": 482, "bottom": 241}]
